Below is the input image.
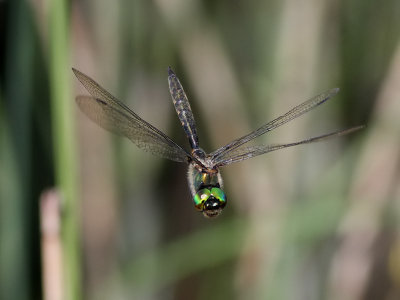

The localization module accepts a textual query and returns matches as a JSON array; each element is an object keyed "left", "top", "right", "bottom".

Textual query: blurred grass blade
[
  {"left": 40, "top": 189, "right": 63, "bottom": 300},
  {"left": 0, "top": 89, "right": 29, "bottom": 300},
  {"left": 48, "top": 0, "right": 81, "bottom": 299},
  {"left": 1, "top": 0, "right": 35, "bottom": 298}
]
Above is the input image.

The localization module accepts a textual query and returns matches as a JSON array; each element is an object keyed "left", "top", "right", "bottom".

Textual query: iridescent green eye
[
  {"left": 193, "top": 189, "right": 211, "bottom": 211},
  {"left": 210, "top": 187, "right": 227, "bottom": 204},
  {"left": 193, "top": 187, "right": 227, "bottom": 218}
]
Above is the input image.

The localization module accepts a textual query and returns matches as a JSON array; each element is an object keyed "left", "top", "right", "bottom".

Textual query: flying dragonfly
[{"left": 73, "top": 67, "right": 363, "bottom": 218}]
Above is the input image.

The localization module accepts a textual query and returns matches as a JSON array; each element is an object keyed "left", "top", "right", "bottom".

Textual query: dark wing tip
[
  {"left": 334, "top": 125, "right": 365, "bottom": 137},
  {"left": 168, "top": 66, "right": 175, "bottom": 76},
  {"left": 350, "top": 125, "right": 365, "bottom": 132},
  {"left": 72, "top": 67, "right": 83, "bottom": 79},
  {"left": 326, "top": 88, "right": 340, "bottom": 97}
]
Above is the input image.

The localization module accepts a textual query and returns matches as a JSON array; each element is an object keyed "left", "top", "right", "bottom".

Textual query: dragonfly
[{"left": 73, "top": 67, "right": 363, "bottom": 218}]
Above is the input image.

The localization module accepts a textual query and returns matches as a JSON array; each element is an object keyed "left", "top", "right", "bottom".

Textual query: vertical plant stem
[{"left": 48, "top": 0, "right": 81, "bottom": 299}]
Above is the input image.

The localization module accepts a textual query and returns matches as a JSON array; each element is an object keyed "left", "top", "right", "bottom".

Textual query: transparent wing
[
  {"left": 73, "top": 68, "right": 192, "bottom": 163},
  {"left": 168, "top": 67, "right": 199, "bottom": 149},
  {"left": 210, "top": 88, "right": 340, "bottom": 161},
  {"left": 213, "top": 126, "right": 364, "bottom": 167}
]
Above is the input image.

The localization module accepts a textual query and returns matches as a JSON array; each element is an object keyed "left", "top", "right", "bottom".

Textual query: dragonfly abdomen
[{"left": 168, "top": 67, "right": 199, "bottom": 149}]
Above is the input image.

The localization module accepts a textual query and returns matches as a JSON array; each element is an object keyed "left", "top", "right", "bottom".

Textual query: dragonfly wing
[
  {"left": 73, "top": 69, "right": 191, "bottom": 163},
  {"left": 210, "top": 88, "right": 340, "bottom": 161},
  {"left": 213, "top": 126, "right": 364, "bottom": 167},
  {"left": 168, "top": 67, "right": 199, "bottom": 150}
]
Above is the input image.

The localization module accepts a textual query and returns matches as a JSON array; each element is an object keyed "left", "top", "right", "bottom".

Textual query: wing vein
[
  {"left": 73, "top": 68, "right": 191, "bottom": 163},
  {"left": 214, "top": 126, "right": 364, "bottom": 167},
  {"left": 210, "top": 88, "right": 340, "bottom": 161}
]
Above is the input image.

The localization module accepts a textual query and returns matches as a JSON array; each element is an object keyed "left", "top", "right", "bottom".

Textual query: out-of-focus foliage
[{"left": 1, "top": 0, "right": 400, "bottom": 299}]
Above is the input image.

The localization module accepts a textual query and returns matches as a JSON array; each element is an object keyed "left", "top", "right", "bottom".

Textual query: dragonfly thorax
[{"left": 187, "top": 163, "right": 227, "bottom": 218}]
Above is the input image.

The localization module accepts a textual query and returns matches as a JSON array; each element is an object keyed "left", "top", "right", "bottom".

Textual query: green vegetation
[{"left": 1, "top": 0, "right": 400, "bottom": 299}]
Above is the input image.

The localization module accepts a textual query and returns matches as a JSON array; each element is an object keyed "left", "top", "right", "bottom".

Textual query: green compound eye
[
  {"left": 193, "top": 187, "right": 227, "bottom": 218},
  {"left": 210, "top": 187, "right": 227, "bottom": 204},
  {"left": 193, "top": 189, "right": 211, "bottom": 211}
]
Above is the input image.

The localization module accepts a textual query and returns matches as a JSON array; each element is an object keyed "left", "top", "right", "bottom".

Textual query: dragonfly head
[{"left": 193, "top": 187, "right": 227, "bottom": 218}]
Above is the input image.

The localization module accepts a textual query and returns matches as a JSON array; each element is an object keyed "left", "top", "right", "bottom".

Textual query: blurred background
[{"left": 1, "top": 0, "right": 400, "bottom": 299}]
